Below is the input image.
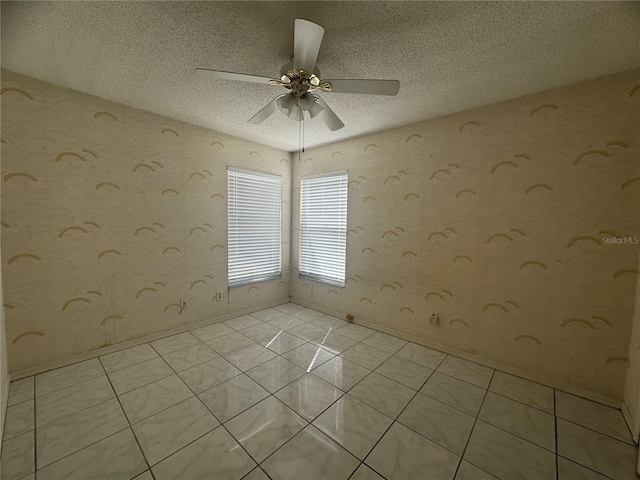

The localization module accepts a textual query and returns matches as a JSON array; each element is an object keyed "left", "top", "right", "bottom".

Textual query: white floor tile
[
  {"left": 272, "top": 303, "right": 306, "bottom": 315},
  {"left": 421, "top": 371, "right": 486, "bottom": 416},
  {"left": 35, "top": 375, "right": 115, "bottom": 427},
  {"left": 205, "top": 331, "right": 255, "bottom": 355},
  {"left": 133, "top": 471, "right": 154, "bottom": 480},
  {"left": 557, "top": 418, "right": 637, "bottom": 480},
  {"left": 281, "top": 343, "right": 335, "bottom": 371},
  {"left": 398, "top": 393, "right": 475, "bottom": 455},
  {"left": 7, "top": 377, "right": 34, "bottom": 407},
  {"left": 333, "top": 323, "right": 376, "bottom": 342},
  {"left": 224, "top": 343, "right": 278, "bottom": 371},
  {"left": 224, "top": 314, "right": 263, "bottom": 331},
  {"left": 198, "top": 374, "right": 269, "bottom": 423},
  {"left": 314, "top": 315, "right": 349, "bottom": 330},
  {"left": 274, "top": 374, "right": 343, "bottom": 421},
  {"left": 436, "top": 356, "right": 494, "bottom": 389},
  {"left": 108, "top": 356, "right": 174, "bottom": 395},
  {"left": 479, "top": 392, "right": 555, "bottom": 451},
  {"left": 152, "top": 426, "right": 255, "bottom": 480},
  {"left": 150, "top": 332, "right": 201, "bottom": 356},
  {"left": 246, "top": 356, "right": 306, "bottom": 393},
  {"left": 555, "top": 391, "right": 633, "bottom": 444},
  {"left": 361, "top": 332, "right": 408, "bottom": 354},
  {"left": 100, "top": 344, "right": 158, "bottom": 373},
  {"left": 261, "top": 425, "right": 359, "bottom": 480},
  {"left": 394, "top": 342, "right": 446, "bottom": 369},
  {"left": 310, "top": 331, "right": 359, "bottom": 355},
  {"left": 455, "top": 461, "right": 498, "bottom": 480},
  {"left": 36, "top": 429, "right": 146, "bottom": 480},
  {"left": 132, "top": 396, "right": 219, "bottom": 465},
  {"left": 119, "top": 375, "right": 193, "bottom": 424},
  {"left": 366, "top": 422, "right": 460, "bottom": 480},
  {"left": 225, "top": 397, "right": 306, "bottom": 462},
  {"left": 260, "top": 330, "right": 308, "bottom": 354},
  {"left": 190, "top": 322, "right": 235, "bottom": 342},
  {"left": 375, "top": 355, "right": 433, "bottom": 390},
  {"left": 3, "top": 400, "right": 34, "bottom": 440},
  {"left": 36, "top": 398, "right": 128, "bottom": 467},
  {"left": 349, "top": 372, "right": 414, "bottom": 418},
  {"left": 251, "top": 308, "right": 286, "bottom": 321},
  {"left": 557, "top": 456, "right": 609, "bottom": 480},
  {"left": 290, "top": 308, "right": 327, "bottom": 322},
  {"left": 288, "top": 323, "right": 331, "bottom": 342},
  {"left": 35, "top": 358, "right": 104, "bottom": 397},
  {"left": 489, "top": 371, "right": 554, "bottom": 414},
  {"left": 0, "top": 430, "right": 34, "bottom": 480},
  {"left": 177, "top": 356, "right": 242, "bottom": 394},
  {"left": 238, "top": 323, "right": 282, "bottom": 343},
  {"left": 161, "top": 342, "right": 219, "bottom": 372},
  {"left": 340, "top": 343, "right": 392, "bottom": 370},
  {"left": 312, "top": 357, "right": 371, "bottom": 391},
  {"left": 313, "top": 395, "right": 393, "bottom": 460},
  {"left": 350, "top": 464, "right": 386, "bottom": 480},
  {"left": 464, "top": 420, "right": 556, "bottom": 480},
  {"left": 242, "top": 467, "right": 271, "bottom": 480},
  {"left": 265, "top": 315, "right": 309, "bottom": 331}
]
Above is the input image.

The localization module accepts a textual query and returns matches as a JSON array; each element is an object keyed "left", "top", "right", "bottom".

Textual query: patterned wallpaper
[
  {"left": 0, "top": 70, "right": 291, "bottom": 372},
  {"left": 624, "top": 255, "right": 640, "bottom": 433},
  {"left": 291, "top": 69, "right": 640, "bottom": 400}
]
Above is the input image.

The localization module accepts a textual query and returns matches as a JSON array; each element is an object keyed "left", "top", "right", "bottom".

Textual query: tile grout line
[
  {"left": 218, "top": 323, "right": 381, "bottom": 478},
  {"left": 14, "top": 304, "right": 631, "bottom": 480},
  {"left": 356, "top": 352, "right": 450, "bottom": 480},
  {"left": 98, "top": 353, "right": 154, "bottom": 476},
  {"left": 451, "top": 369, "right": 495, "bottom": 480},
  {"left": 145, "top": 341, "right": 271, "bottom": 475},
  {"left": 30, "top": 357, "right": 138, "bottom": 475}
]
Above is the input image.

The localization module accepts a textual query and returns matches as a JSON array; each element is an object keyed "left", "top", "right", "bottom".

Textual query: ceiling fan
[{"left": 195, "top": 18, "right": 400, "bottom": 131}]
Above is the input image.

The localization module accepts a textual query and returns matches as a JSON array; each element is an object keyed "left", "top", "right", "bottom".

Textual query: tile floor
[{"left": 1, "top": 302, "right": 638, "bottom": 480}]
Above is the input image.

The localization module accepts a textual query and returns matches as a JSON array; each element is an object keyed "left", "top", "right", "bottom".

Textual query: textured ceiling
[{"left": 2, "top": 1, "right": 639, "bottom": 152}]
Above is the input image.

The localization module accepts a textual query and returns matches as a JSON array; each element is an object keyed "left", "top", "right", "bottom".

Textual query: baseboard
[
  {"left": 623, "top": 402, "right": 640, "bottom": 444},
  {"left": 291, "top": 298, "right": 623, "bottom": 410},
  {"left": 9, "top": 298, "right": 290, "bottom": 380}
]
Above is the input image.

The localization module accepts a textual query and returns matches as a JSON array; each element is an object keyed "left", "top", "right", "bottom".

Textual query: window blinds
[
  {"left": 228, "top": 168, "right": 282, "bottom": 287},
  {"left": 299, "top": 171, "right": 348, "bottom": 287}
]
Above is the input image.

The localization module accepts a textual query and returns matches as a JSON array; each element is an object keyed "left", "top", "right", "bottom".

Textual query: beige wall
[
  {"left": 0, "top": 176, "right": 7, "bottom": 445},
  {"left": 292, "top": 68, "right": 640, "bottom": 400},
  {"left": 624, "top": 252, "right": 640, "bottom": 439},
  {"left": 0, "top": 70, "right": 291, "bottom": 373}
]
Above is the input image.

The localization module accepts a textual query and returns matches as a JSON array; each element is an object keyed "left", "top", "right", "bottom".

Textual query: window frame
[
  {"left": 298, "top": 170, "right": 348, "bottom": 288},
  {"left": 227, "top": 167, "right": 283, "bottom": 287}
]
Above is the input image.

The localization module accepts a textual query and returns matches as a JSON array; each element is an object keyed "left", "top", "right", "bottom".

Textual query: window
[
  {"left": 228, "top": 168, "right": 282, "bottom": 287},
  {"left": 299, "top": 171, "right": 348, "bottom": 287}
]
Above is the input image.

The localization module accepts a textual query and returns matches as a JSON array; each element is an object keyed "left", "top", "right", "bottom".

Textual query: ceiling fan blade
[
  {"left": 323, "top": 79, "right": 400, "bottom": 96},
  {"left": 247, "top": 96, "right": 283, "bottom": 124},
  {"left": 314, "top": 96, "right": 345, "bottom": 131},
  {"left": 195, "top": 68, "right": 274, "bottom": 85},
  {"left": 293, "top": 19, "right": 324, "bottom": 75}
]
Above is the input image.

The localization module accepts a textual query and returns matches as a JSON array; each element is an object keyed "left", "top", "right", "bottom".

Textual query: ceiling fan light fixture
[
  {"left": 277, "top": 94, "right": 303, "bottom": 121},
  {"left": 287, "top": 104, "right": 303, "bottom": 121},
  {"left": 297, "top": 92, "right": 316, "bottom": 111},
  {"left": 309, "top": 100, "right": 324, "bottom": 118}
]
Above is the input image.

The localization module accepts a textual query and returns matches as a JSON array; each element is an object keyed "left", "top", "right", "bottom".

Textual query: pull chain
[{"left": 298, "top": 113, "right": 302, "bottom": 162}]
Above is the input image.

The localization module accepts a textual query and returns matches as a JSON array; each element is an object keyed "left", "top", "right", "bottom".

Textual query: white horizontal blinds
[
  {"left": 299, "top": 171, "right": 348, "bottom": 287},
  {"left": 228, "top": 168, "right": 282, "bottom": 287}
]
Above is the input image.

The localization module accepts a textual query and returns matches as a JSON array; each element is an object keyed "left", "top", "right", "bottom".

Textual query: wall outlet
[
  {"left": 429, "top": 312, "right": 438, "bottom": 325},
  {"left": 215, "top": 291, "right": 224, "bottom": 301}
]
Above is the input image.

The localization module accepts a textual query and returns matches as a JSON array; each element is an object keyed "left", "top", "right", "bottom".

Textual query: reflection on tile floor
[{"left": 1, "top": 303, "right": 638, "bottom": 480}]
